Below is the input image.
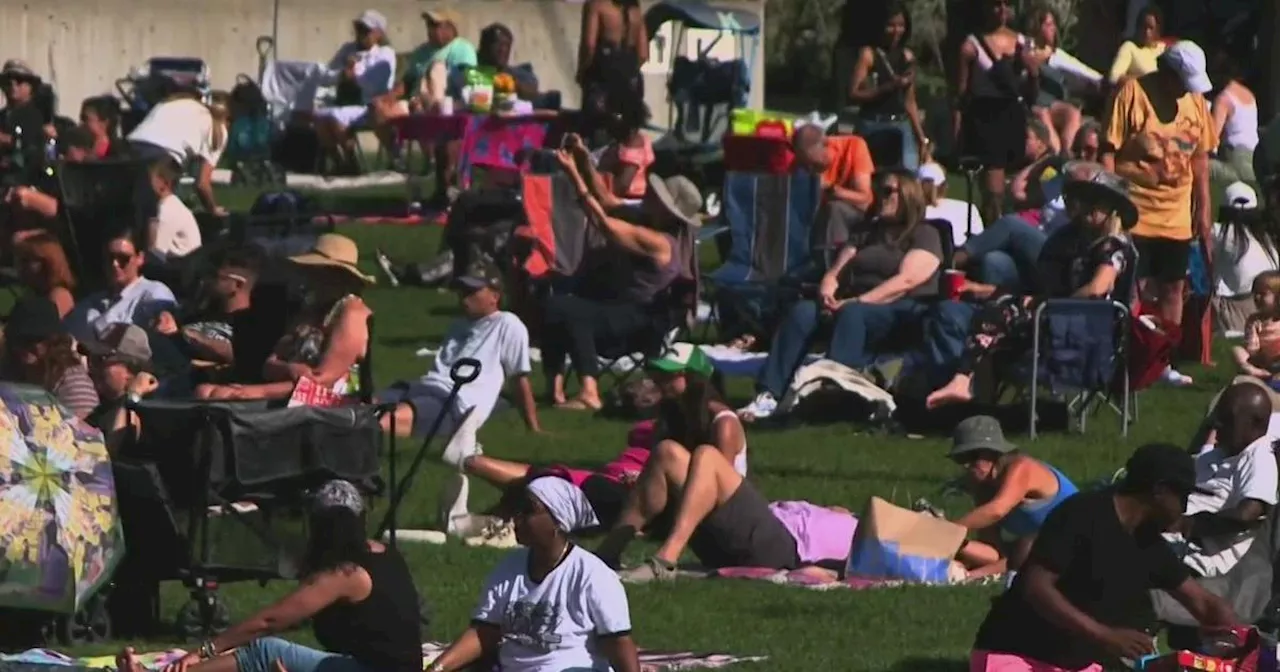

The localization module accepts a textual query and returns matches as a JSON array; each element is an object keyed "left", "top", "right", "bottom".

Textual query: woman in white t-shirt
[
  {"left": 1209, "top": 49, "right": 1260, "bottom": 184},
  {"left": 1212, "top": 182, "right": 1279, "bottom": 335},
  {"left": 127, "top": 90, "right": 229, "bottom": 215},
  {"left": 918, "top": 162, "right": 984, "bottom": 247},
  {"left": 314, "top": 10, "right": 397, "bottom": 174},
  {"left": 428, "top": 477, "right": 641, "bottom": 672}
]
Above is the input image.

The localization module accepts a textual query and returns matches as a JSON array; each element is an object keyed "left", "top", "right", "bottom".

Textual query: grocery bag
[{"left": 846, "top": 496, "right": 967, "bottom": 583}]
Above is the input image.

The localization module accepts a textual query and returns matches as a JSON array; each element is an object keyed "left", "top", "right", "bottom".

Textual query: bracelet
[{"left": 198, "top": 640, "right": 217, "bottom": 660}]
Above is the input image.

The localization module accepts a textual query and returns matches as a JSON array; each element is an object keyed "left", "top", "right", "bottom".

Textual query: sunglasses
[{"left": 107, "top": 252, "right": 135, "bottom": 266}]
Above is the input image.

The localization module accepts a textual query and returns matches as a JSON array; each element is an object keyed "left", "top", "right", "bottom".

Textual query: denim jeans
[
  {"left": 855, "top": 118, "right": 919, "bottom": 171},
  {"left": 924, "top": 300, "right": 979, "bottom": 385},
  {"left": 959, "top": 215, "right": 1048, "bottom": 291},
  {"left": 233, "top": 637, "right": 377, "bottom": 672},
  {"left": 757, "top": 298, "right": 925, "bottom": 397}
]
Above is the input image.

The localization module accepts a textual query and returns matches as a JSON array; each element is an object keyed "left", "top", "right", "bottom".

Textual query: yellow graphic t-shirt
[{"left": 1104, "top": 77, "right": 1216, "bottom": 240}]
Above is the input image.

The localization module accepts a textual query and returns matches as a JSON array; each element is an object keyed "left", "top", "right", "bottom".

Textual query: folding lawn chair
[{"left": 703, "top": 168, "right": 823, "bottom": 342}]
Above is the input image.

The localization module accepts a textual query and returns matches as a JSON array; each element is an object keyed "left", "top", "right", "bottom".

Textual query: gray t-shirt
[{"left": 838, "top": 221, "right": 942, "bottom": 299}]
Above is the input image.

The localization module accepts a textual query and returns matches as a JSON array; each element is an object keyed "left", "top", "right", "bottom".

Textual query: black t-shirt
[
  {"left": 0, "top": 102, "right": 49, "bottom": 180},
  {"left": 973, "top": 489, "right": 1189, "bottom": 669},
  {"left": 1031, "top": 224, "right": 1129, "bottom": 298},
  {"left": 838, "top": 219, "right": 943, "bottom": 299},
  {"left": 311, "top": 547, "right": 424, "bottom": 672}
]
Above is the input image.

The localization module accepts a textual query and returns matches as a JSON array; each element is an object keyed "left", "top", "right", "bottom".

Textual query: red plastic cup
[{"left": 944, "top": 270, "right": 966, "bottom": 300}]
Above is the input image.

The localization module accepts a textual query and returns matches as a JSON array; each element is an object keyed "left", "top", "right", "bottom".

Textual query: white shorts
[{"left": 316, "top": 104, "right": 371, "bottom": 129}]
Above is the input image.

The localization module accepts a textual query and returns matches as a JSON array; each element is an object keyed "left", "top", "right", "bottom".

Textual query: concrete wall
[{"left": 2, "top": 0, "right": 766, "bottom": 122}]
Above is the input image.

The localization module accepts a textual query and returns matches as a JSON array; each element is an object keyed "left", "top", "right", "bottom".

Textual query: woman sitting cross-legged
[
  {"left": 117, "top": 479, "right": 423, "bottom": 672},
  {"left": 195, "top": 234, "right": 372, "bottom": 401},
  {"left": 427, "top": 476, "right": 641, "bottom": 672},
  {"left": 941, "top": 415, "right": 1077, "bottom": 580},
  {"left": 542, "top": 150, "right": 699, "bottom": 411},
  {"left": 926, "top": 163, "right": 1137, "bottom": 409},
  {"left": 739, "top": 169, "right": 943, "bottom": 421}
]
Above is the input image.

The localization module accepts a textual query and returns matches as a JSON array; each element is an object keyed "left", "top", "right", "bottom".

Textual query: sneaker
[
  {"left": 737, "top": 392, "right": 778, "bottom": 420},
  {"left": 1161, "top": 365, "right": 1194, "bottom": 387},
  {"left": 375, "top": 248, "right": 400, "bottom": 288},
  {"left": 441, "top": 407, "right": 483, "bottom": 469},
  {"left": 617, "top": 557, "right": 679, "bottom": 584},
  {"left": 464, "top": 519, "right": 518, "bottom": 549},
  {"left": 438, "top": 473, "right": 470, "bottom": 534}
]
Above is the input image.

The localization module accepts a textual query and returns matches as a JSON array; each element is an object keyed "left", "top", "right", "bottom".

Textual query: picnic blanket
[
  {"left": 713, "top": 566, "right": 1006, "bottom": 591},
  {"left": 4, "top": 643, "right": 765, "bottom": 672}
]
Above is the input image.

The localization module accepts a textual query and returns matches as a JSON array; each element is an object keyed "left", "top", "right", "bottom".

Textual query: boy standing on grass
[
  {"left": 146, "top": 157, "right": 202, "bottom": 261},
  {"left": 970, "top": 443, "right": 1238, "bottom": 671}
]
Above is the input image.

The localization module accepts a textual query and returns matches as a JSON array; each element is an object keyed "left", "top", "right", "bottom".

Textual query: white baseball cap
[
  {"left": 1159, "top": 40, "right": 1211, "bottom": 94},
  {"left": 355, "top": 9, "right": 388, "bottom": 32},
  {"left": 1225, "top": 181, "right": 1258, "bottom": 209},
  {"left": 917, "top": 162, "right": 946, "bottom": 185}
]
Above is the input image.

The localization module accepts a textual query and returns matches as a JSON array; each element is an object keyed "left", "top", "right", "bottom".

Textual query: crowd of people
[{"left": 0, "top": 0, "right": 1277, "bottom": 671}]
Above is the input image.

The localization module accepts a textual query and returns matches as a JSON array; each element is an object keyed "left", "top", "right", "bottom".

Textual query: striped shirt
[{"left": 52, "top": 366, "right": 100, "bottom": 419}]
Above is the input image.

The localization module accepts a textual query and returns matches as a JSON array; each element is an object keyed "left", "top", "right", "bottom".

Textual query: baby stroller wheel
[
  {"left": 176, "top": 592, "right": 231, "bottom": 640},
  {"left": 56, "top": 593, "right": 112, "bottom": 645}
]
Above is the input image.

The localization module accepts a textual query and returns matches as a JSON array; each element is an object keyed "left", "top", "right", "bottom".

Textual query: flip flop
[{"left": 556, "top": 398, "right": 602, "bottom": 411}]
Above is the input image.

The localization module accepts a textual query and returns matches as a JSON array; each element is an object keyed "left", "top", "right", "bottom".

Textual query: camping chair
[
  {"left": 996, "top": 244, "right": 1139, "bottom": 438},
  {"left": 57, "top": 156, "right": 154, "bottom": 293},
  {"left": 703, "top": 168, "right": 824, "bottom": 344}
]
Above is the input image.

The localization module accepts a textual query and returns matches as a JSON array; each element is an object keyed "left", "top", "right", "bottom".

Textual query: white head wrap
[{"left": 527, "top": 477, "right": 600, "bottom": 533}]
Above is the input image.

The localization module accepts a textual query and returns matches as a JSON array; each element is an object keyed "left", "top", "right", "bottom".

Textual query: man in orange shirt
[
  {"left": 793, "top": 123, "right": 875, "bottom": 252},
  {"left": 1101, "top": 40, "right": 1216, "bottom": 333}
]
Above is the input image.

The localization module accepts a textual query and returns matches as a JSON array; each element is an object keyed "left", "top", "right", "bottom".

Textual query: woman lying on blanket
[
  {"left": 428, "top": 476, "right": 642, "bottom": 672},
  {"left": 195, "top": 235, "right": 372, "bottom": 402},
  {"left": 940, "top": 415, "right": 1078, "bottom": 579},
  {"left": 926, "top": 162, "right": 1138, "bottom": 409},
  {"left": 440, "top": 344, "right": 747, "bottom": 530},
  {"left": 117, "top": 480, "right": 422, "bottom": 672}
]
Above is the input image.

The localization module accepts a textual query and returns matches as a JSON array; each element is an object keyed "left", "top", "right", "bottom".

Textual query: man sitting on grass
[
  {"left": 970, "top": 443, "right": 1239, "bottom": 671},
  {"left": 377, "top": 264, "right": 541, "bottom": 449}
]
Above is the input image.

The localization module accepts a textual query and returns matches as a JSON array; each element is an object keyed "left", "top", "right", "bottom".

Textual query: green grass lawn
[{"left": 57, "top": 185, "right": 1245, "bottom": 670}]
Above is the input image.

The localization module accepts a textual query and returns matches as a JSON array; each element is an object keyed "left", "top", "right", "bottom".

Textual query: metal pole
[{"left": 271, "top": 0, "right": 281, "bottom": 58}]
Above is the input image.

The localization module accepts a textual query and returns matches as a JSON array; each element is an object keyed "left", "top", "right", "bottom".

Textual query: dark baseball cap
[
  {"left": 5, "top": 296, "right": 63, "bottom": 344},
  {"left": 1120, "top": 443, "right": 1212, "bottom": 496},
  {"left": 452, "top": 264, "right": 503, "bottom": 293}
]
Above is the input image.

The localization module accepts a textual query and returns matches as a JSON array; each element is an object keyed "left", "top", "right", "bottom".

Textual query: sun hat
[
  {"left": 1158, "top": 40, "right": 1212, "bottom": 95},
  {"left": 1225, "top": 181, "right": 1258, "bottom": 209},
  {"left": 0, "top": 60, "right": 41, "bottom": 84},
  {"left": 422, "top": 8, "right": 461, "bottom": 26},
  {"left": 647, "top": 343, "right": 714, "bottom": 378},
  {"left": 917, "top": 162, "right": 947, "bottom": 185},
  {"left": 1060, "top": 160, "right": 1139, "bottom": 230},
  {"left": 313, "top": 479, "right": 366, "bottom": 515},
  {"left": 1119, "top": 443, "right": 1212, "bottom": 496},
  {"left": 647, "top": 174, "right": 704, "bottom": 229},
  {"left": 82, "top": 323, "right": 153, "bottom": 371},
  {"left": 355, "top": 9, "right": 388, "bottom": 32},
  {"left": 948, "top": 415, "right": 1017, "bottom": 459},
  {"left": 288, "top": 233, "right": 376, "bottom": 284},
  {"left": 5, "top": 296, "right": 62, "bottom": 344}
]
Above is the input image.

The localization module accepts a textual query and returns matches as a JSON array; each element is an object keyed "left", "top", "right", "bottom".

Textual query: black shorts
[
  {"left": 688, "top": 480, "right": 800, "bottom": 570},
  {"left": 961, "top": 98, "right": 1027, "bottom": 170},
  {"left": 1132, "top": 235, "right": 1191, "bottom": 283},
  {"left": 580, "top": 475, "right": 628, "bottom": 529}
]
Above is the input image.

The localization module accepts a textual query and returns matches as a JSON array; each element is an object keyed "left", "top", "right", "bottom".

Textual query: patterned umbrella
[{"left": 0, "top": 383, "right": 123, "bottom": 614}]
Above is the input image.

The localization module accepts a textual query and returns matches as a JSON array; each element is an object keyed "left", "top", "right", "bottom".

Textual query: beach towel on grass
[
  {"left": 37, "top": 642, "right": 766, "bottom": 671},
  {"left": 713, "top": 566, "right": 1007, "bottom": 591}
]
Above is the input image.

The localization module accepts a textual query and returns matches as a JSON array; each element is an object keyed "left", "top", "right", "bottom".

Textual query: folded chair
[{"left": 703, "top": 169, "right": 823, "bottom": 343}]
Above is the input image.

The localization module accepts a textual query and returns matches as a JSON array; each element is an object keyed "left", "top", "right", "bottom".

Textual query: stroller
[
  {"left": 645, "top": 0, "right": 762, "bottom": 219},
  {"left": 226, "top": 74, "right": 285, "bottom": 188}
]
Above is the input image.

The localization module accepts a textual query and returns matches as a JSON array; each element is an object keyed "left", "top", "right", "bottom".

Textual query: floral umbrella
[{"left": 0, "top": 383, "right": 123, "bottom": 614}]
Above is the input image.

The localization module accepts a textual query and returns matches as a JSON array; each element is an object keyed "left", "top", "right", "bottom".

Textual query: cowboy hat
[
  {"left": 288, "top": 233, "right": 376, "bottom": 284},
  {"left": 1061, "top": 161, "right": 1139, "bottom": 230},
  {"left": 647, "top": 174, "right": 703, "bottom": 228}
]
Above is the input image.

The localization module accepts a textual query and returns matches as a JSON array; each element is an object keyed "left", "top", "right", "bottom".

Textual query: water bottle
[{"left": 11, "top": 125, "right": 25, "bottom": 171}]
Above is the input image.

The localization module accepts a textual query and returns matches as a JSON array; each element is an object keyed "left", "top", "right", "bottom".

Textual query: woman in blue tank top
[{"left": 947, "top": 415, "right": 1077, "bottom": 580}]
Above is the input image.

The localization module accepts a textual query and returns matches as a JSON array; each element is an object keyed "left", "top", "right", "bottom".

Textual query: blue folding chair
[{"left": 702, "top": 169, "right": 823, "bottom": 341}]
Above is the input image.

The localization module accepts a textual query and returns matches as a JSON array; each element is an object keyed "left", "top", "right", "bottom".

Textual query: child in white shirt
[{"left": 146, "top": 157, "right": 201, "bottom": 261}]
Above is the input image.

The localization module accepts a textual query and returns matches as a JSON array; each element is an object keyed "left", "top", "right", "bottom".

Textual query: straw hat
[
  {"left": 288, "top": 233, "right": 376, "bottom": 284},
  {"left": 1061, "top": 160, "right": 1139, "bottom": 230}
]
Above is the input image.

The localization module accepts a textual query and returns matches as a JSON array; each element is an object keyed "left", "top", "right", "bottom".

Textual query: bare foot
[
  {"left": 926, "top": 379, "right": 973, "bottom": 409},
  {"left": 556, "top": 397, "right": 602, "bottom": 411},
  {"left": 116, "top": 648, "right": 145, "bottom": 672}
]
